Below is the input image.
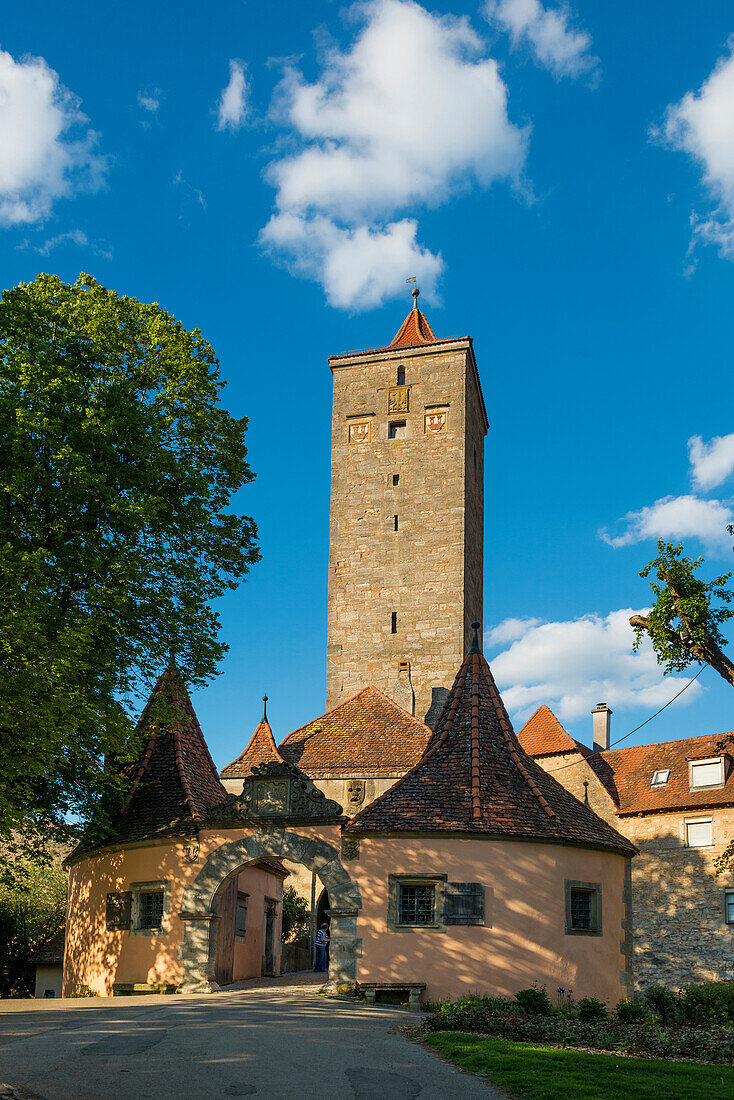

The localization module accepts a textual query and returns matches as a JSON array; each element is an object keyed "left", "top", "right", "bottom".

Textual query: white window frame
[
  {"left": 689, "top": 757, "right": 725, "bottom": 791},
  {"left": 129, "top": 880, "right": 171, "bottom": 937},
  {"left": 651, "top": 769, "right": 670, "bottom": 787},
  {"left": 388, "top": 420, "right": 407, "bottom": 440},
  {"left": 684, "top": 817, "right": 713, "bottom": 849}
]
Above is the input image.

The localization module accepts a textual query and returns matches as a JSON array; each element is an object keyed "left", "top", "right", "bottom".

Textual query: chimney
[{"left": 592, "top": 703, "right": 612, "bottom": 752}]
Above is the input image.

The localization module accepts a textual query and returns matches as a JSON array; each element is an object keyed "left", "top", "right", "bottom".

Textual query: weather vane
[{"left": 406, "top": 275, "right": 419, "bottom": 306}]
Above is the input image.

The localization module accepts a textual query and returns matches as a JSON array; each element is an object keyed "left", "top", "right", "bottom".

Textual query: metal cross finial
[{"left": 262, "top": 693, "right": 268, "bottom": 722}]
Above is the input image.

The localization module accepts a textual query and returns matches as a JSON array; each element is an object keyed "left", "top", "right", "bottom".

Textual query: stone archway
[{"left": 178, "top": 829, "right": 361, "bottom": 993}]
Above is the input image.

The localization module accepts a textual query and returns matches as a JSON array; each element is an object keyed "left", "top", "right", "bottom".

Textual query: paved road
[{"left": 0, "top": 974, "right": 503, "bottom": 1099}]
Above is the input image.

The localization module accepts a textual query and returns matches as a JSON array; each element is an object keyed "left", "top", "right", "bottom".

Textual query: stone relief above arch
[{"left": 178, "top": 829, "right": 361, "bottom": 994}]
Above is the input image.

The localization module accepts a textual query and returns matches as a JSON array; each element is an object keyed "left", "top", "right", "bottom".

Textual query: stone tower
[{"left": 326, "top": 290, "right": 488, "bottom": 726}]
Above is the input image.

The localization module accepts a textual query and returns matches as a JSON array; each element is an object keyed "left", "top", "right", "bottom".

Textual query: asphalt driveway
[{"left": 0, "top": 974, "right": 502, "bottom": 1099}]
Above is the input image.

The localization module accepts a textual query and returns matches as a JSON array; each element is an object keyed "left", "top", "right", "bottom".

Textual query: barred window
[
  {"left": 398, "top": 884, "right": 434, "bottom": 925},
  {"left": 138, "top": 890, "right": 164, "bottom": 930},
  {"left": 570, "top": 889, "right": 593, "bottom": 931}
]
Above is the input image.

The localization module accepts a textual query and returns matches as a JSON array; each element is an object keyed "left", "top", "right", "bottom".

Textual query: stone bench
[{"left": 360, "top": 982, "right": 426, "bottom": 1010}]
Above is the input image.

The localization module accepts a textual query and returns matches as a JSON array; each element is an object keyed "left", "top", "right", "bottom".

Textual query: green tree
[
  {"left": 281, "top": 885, "right": 310, "bottom": 943},
  {"left": 630, "top": 540, "right": 734, "bottom": 687},
  {"left": 0, "top": 850, "right": 67, "bottom": 997},
  {"left": 0, "top": 273, "right": 259, "bottom": 839}
]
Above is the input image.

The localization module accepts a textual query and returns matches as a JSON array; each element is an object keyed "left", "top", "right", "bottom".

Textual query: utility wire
[{"left": 545, "top": 664, "right": 706, "bottom": 776}]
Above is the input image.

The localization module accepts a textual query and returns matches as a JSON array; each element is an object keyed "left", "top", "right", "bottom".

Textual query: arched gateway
[{"left": 179, "top": 829, "right": 361, "bottom": 993}]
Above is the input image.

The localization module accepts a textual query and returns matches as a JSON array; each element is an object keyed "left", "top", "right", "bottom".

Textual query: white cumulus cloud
[
  {"left": 600, "top": 494, "right": 734, "bottom": 554},
  {"left": 216, "top": 59, "right": 249, "bottom": 131},
  {"left": 137, "top": 89, "right": 161, "bottom": 114},
  {"left": 0, "top": 47, "right": 106, "bottom": 225},
  {"left": 487, "top": 610, "right": 702, "bottom": 725},
  {"left": 484, "top": 0, "right": 598, "bottom": 80},
  {"left": 688, "top": 432, "right": 734, "bottom": 492},
  {"left": 261, "top": 0, "right": 527, "bottom": 310},
  {"left": 661, "top": 41, "right": 734, "bottom": 258}
]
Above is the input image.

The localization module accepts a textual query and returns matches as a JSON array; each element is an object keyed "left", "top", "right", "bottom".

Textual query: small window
[
  {"left": 685, "top": 818, "right": 713, "bottom": 848},
  {"left": 138, "top": 890, "right": 164, "bottom": 930},
  {"left": 394, "top": 514, "right": 398, "bottom": 531},
  {"left": 236, "top": 892, "right": 249, "bottom": 938},
  {"left": 397, "top": 366, "right": 405, "bottom": 386},
  {"left": 392, "top": 473, "right": 399, "bottom": 486},
  {"left": 388, "top": 421, "right": 406, "bottom": 440},
  {"left": 690, "top": 758, "right": 724, "bottom": 790},
  {"left": 565, "top": 880, "right": 602, "bottom": 936},
  {"left": 444, "top": 882, "right": 485, "bottom": 925},
  {"left": 398, "top": 884, "right": 434, "bottom": 925},
  {"left": 651, "top": 769, "right": 670, "bottom": 787},
  {"left": 391, "top": 611, "right": 398, "bottom": 634},
  {"left": 725, "top": 888, "right": 734, "bottom": 924}
]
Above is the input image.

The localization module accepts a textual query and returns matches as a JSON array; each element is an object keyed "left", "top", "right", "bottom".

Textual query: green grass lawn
[{"left": 423, "top": 1032, "right": 734, "bottom": 1100}]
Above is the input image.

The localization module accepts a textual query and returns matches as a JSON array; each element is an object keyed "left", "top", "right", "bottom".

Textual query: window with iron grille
[
  {"left": 565, "top": 880, "right": 601, "bottom": 936},
  {"left": 138, "top": 890, "right": 164, "bottom": 930},
  {"left": 398, "top": 884, "right": 434, "bottom": 925}
]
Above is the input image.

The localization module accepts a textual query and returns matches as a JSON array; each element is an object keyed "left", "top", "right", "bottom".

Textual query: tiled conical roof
[
  {"left": 279, "top": 686, "right": 431, "bottom": 776},
  {"left": 221, "top": 696, "right": 284, "bottom": 777},
  {"left": 110, "top": 666, "right": 227, "bottom": 844},
  {"left": 518, "top": 705, "right": 579, "bottom": 756},
  {"left": 346, "top": 629, "right": 636, "bottom": 856},
  {"left": 389, "top": 289, "right": 437, "bottom": 348}
]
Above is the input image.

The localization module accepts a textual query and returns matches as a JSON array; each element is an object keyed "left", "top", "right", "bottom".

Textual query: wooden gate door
[{"left": 214, "top": 878, "right": 237, "bottom": 987}]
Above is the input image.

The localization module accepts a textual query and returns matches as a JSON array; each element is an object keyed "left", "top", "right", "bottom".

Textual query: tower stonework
[{"left": 326, "top": 298, "right": 488, "bottom": 726}]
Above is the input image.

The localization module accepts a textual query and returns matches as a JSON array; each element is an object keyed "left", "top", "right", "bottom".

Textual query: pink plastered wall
[{"left": 350, "top": 836, "right": 629, "bottom": 1005}]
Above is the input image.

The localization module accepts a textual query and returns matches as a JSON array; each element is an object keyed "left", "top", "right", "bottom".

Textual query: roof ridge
[{"left": 603, "top": 730, "right": 734, "bottom": 757}]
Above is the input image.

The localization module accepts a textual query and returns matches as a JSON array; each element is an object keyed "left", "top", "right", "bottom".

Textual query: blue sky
[{"left": 3, "top": 0, "right": 734, "bottom": 766}]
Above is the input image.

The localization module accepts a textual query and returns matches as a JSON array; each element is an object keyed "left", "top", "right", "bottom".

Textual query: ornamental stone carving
[{"left": 208, "top": 761, "right": 343, "bottom": 824}]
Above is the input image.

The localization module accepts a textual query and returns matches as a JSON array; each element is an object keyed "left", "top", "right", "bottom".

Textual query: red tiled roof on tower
[
  {"left": 279, "top": 686, "right": 431, "bottom": 776},
  {"left": 107, "top": 665, "right": 226, "bottom": 845},
  {"left": 346, "top": 626, "right": 636, "bottom": 855},
  {"left": 221, "top": 695, "right": 284, "bottom": 777},
  {"left": 389, "top": 287, "right": 437, "bottom": 348},
  {"left": 518, "top": 705, "right": 580, "bottom": 756}
]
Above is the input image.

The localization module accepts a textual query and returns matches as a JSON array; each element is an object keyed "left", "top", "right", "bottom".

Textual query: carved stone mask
[{"left": 346, "top": 779, "right": 365, "bottom": 807}]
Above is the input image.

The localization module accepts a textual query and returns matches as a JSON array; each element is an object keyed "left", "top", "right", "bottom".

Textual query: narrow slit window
[
  {"left": 391, "top": 611, "right": 398, "bottom": 634},
  {"left": 394, "top": 515, "right": 399, "bottom": 531},
  {"left": 388, "top": 421, "right": 406, "bottom": 440},
  {"left": 397, "top": 366, "right": 405, "bottom": 386},
  {"left": 392, "top": 474, "right": 399, "bottom": 486}
]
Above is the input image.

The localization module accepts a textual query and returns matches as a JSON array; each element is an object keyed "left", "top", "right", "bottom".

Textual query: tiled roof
[
  {"left": 29, "top": 930, "right": 65, "bottom": 966},
  {"left": 107, "top": 667, "right": 226, "bottom": 846},
  {"left": 278, "top": 687, "right": 431, "bottom": 776},
  {"left": 389, "top": 301, "right": 437, "bottom": 348},
  {"left": 346, "top": 633, "right": 636, "bottom": 856},
  {"left": 221, "top": 698, "right": 284, "bottom": 777},
  {"left": 518, "top": 705, "right": 579, "bottom": 756},
  {"left": 601, "top": 733, "right": 734, "bottom": 816}
]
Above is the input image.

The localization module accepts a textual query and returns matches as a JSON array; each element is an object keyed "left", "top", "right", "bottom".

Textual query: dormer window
[
  {"left": 689, "top": 757, "right": 725, "bottom": 791},
  {"left": 651, "top": 769, "right": 670, "bottom": 787}
]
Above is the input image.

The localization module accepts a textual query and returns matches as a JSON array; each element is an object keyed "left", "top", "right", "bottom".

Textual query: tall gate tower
[{"left": 326, "top": 290, "right": 488, "bottom": 726}]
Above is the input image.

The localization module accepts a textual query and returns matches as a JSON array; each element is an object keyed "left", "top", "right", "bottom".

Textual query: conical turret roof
[
  {"left": 346, "top": 630, "right": 636, "bottom": 856},
  {"left": 221, "top": 696, "right": 284, "bottom": 777},
  {"left": 389, "top": 289, "right": 436, "bottom": 348},
  {"left": 109, "top": 666, "right": 227, "bottom": 845}
]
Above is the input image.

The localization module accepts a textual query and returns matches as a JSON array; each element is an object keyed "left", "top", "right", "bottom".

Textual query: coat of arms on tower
[
  {"left": 349, "top": 420, "right": 371, "bottom": 444},
  {"left": 424, "top": 410, "right": 447, "bottom": 433},
  {"left": 387, "top": 386, "right": 409, "bottom": 414}
]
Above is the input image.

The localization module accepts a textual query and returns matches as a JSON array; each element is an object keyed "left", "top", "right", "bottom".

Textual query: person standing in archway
[{"left": 314, "top": 923, "right": 330, "bottom": 973}]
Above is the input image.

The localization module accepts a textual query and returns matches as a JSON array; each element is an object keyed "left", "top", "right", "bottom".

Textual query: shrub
[
  {"left": 615, "top": 999, "right": 648, "bottom": 1023},
  {"left": 643, "top": 983, "right": 681, "bottom": 1024},
  {"left": 577, "top": 997, "right": 608, "bottom": 1021},
  {"left": 679, "top": 980, "right": 734, "bottom": 1026},
  {"left": 515, "top": 985, "right": 552, "bottom": 1016}
]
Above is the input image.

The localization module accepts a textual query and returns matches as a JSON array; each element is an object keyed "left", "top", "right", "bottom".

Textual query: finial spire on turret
[
  {"left": 469, "top": 620, "right": 481, "bottom": 654},
  {"left": 262, "top": 693, "right": 268, "bottom": 722}
]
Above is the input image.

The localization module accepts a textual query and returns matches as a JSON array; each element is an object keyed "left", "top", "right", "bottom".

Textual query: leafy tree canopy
[
  {"left": 0, "top": 846, "right": 67, "bottom": 998},
  {"left": 281, "top": 885, "right": 310, "bottom": 943},
  {"left": 0, "top": 273, "right": 259, "bottom": 839},
  {"left": 631, "top": 540, "right": 734, "bottom": 687}
]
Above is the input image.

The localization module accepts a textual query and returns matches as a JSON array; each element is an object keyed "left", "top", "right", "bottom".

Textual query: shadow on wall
[{"left": 632, "top": 832, "right": 733, "bottom": 989}]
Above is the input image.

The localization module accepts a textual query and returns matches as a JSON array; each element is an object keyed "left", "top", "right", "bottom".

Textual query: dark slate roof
[
  {"left": 107, "top": 666, "right": 227, "bottom": 845},
  {"left": 221, "top": 698, "right": 285, "bottom": 778},
  {"left": 346, "top": 634, "right": 636, "bottom": 856}
]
